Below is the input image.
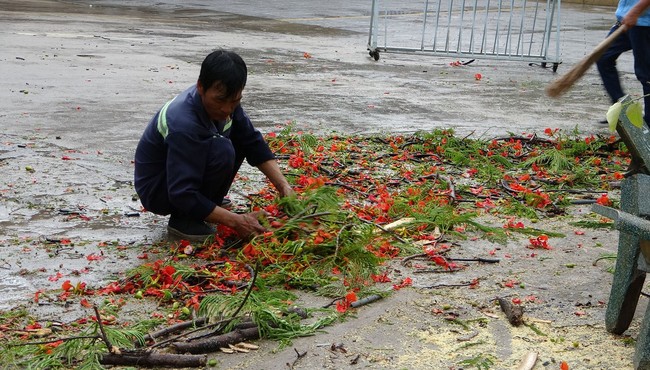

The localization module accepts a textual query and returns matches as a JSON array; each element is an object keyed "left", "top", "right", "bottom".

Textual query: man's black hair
[{"left": 199, "top": 50, "right": 247, "bottom": 98}]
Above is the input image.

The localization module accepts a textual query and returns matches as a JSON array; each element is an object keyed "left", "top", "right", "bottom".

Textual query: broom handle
[{"left": 591, "top": 23, "right": 628, "bottom": 58}]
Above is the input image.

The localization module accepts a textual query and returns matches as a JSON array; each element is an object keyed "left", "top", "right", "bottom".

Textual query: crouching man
[{"left": 134, "top": 49, "right": 293, "bottom": 241}]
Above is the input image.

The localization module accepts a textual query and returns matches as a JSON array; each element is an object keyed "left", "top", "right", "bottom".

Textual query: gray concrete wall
[{"left": 567, "top": 0, "right": 616, "bottom": 6}]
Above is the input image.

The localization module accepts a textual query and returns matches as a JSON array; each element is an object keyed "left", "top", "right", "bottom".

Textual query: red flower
[
  {"left": 392, "top": 277, "right": 413, "bottom": 290},
  {"left": 86, "top": 253, "right": 104, "bottom": 261},
  {"left": 61, "top": 280, "right": 73, "bottom": 292},
  {"left": 371, "top": 272, "right": 391, "bottom": 283},
  {"left": 596, "top": 194, "right": 612, "bottom": 206},
  {"left": 335, "top": 291, "right": 358, "bottom": 313},
  {"left": 528, "top": 235, "right": 551, "bottom": 250}
]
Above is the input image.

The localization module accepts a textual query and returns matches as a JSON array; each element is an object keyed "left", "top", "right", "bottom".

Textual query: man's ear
[{"left": 196, "top": 80, "right": 204, "bottom": 96}]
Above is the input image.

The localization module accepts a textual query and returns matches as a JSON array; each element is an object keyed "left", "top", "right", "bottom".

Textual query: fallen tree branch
[
  {"left": 491, "top": 134, "right": 552, "bottom": 144},
  {"left": 447, "top": 257, "right": 500, "bottom": 264},
  {"left": 422, "top": 282, "right": 473, "bottom": 289},
  {"left": 413, "top": 268, "right": 460, "bottom": 274},
  {"left": 172, "top": 326, "right": 260, "bottom": 354},
  {"left": 143, "top": 317, "right": 208, "bottom": 345},
  {"left": 10, "top": 335, "right": 100, "bottom": 347},
  {"left": 326, "top": 180, "right": 368, "bottom": 196},
  {"left": 148, "top": 316, "right": 245, "bottom": 349},
  {"left": 100, "top": 351, "right": 207, "bottom": 367}
]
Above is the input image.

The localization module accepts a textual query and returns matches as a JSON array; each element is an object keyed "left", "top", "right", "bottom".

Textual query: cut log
[{"left": 498, "top": 297, "right": 524, "bottom": 326}]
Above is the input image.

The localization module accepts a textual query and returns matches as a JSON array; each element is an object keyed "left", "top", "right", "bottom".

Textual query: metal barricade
[{"left": 367, "top": 0, "right": 562, "bottom": 71}]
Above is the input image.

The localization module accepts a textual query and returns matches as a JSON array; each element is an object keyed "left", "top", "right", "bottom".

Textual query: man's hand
[
  {"left": 205, "top": 206, "right": 268, "bottom": 239},
  {"left": 278, "top": 184, "right": 295, "bottom": 198},
  {"left": 232, "top": 211, "right": 268, "bottom": 239}
]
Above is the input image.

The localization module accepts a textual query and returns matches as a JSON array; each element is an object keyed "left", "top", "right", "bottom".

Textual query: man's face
[{"left": 197, "top": 81, "right": 243, "bottom": 122}]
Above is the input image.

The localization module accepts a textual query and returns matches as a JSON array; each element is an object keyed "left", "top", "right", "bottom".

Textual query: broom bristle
[{"left": 545, "top": 62, "right": 593, "bottom": 97}]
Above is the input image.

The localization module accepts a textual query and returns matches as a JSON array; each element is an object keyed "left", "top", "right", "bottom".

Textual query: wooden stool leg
[{"left": 606, "top": 232, "right": 645, "bottom": 335}]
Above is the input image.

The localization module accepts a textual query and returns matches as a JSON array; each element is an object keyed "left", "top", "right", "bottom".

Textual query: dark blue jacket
[{"left": 134, "top": 85, "right": 275, "bottom": 219}]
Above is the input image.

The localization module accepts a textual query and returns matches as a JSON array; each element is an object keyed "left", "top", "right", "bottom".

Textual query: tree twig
[
  {"left": 93, "top": 305, "right": 115, "bottom": 353},
  {"left": 401, "top": 253, "right": 427, "bottom": 266},
  {"left": 334, "top": 224, "right": 354, "bottom": 259},
  {"left": 287, "top": 348, "right": 308, "bottom": 369},
  {"left": 358, "top": 218, "right": 408, "bottom": 244},
  {"left": 9, "top": 335, "right": 100, "bottom": 347}
]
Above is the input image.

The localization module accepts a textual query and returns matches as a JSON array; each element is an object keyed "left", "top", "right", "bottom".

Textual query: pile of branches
[{"left": 0, "top": 127, "right": 625, "bottom": 368}]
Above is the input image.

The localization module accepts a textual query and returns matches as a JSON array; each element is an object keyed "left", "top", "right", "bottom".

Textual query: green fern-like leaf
[{"left": 523, "top": 147, "right": 572, "bottom": 173}]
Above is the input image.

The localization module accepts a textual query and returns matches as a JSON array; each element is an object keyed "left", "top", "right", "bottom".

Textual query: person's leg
[
  {"left": 168, "top": 136, "right": 238, "bottom": 241},
  {"left": 202, "top": 136, "right": 239, "bottom": 208},
  {"left": 629, "top": 25, "right": 650, "bottom": 122},
  {"left": 135, "top": 172, "right": 172, "bottom": 216},
  {"left": 596, "top": 23, "right": 633, "bottom": 104}
]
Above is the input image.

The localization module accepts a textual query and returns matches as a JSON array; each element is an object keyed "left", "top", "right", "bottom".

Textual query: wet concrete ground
[{"left": 0, "top": 0, "right": 646, "bottom": 369}]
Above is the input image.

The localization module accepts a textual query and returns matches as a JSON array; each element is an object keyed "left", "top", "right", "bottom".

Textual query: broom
[{"left": 546, "top": 24, "right": 628, "bottom": 98}]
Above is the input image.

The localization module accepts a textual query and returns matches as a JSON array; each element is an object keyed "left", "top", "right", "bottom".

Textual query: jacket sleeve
[
  {"left": 165, "top": 131, "right": 217, "bottom": 219},
  {"left": 230, "top": 107, "right": 276, "bottom": 167}
]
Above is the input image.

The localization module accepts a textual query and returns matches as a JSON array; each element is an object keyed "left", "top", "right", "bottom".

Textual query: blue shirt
[
  {"left": 134, "top": 85, "right": 275, "bottom": 219},
  {"left": 617, "top": 0, "right": 650, "bottom": 26}
]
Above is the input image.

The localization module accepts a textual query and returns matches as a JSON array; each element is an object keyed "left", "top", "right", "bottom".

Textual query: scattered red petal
[{"left": 86, "top": 253, "right": 104, "bottom": 261}]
